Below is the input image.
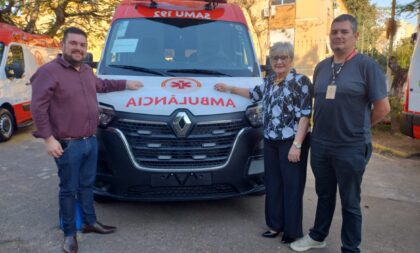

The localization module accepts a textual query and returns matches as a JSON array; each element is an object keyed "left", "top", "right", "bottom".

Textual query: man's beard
[
  {"left": 331, "top": 46, "right": 348, "bottom": 57},
  {"left": 331, "top": 46, "right": 344, "bottom": 53},
  {"left": 63, "top": 52, "right": 84, "bottom": 67}
]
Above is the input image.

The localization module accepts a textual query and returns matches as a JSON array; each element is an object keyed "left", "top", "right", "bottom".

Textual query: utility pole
[
  {"left": 388, "top": 0, "right": 396, "bottom": 59},
  {"left": 386, "top": 0, "right": 397, "bottom": 91}
]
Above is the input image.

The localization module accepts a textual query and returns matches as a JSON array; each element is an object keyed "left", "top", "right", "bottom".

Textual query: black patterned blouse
[{"left": 249, "top": 69, "right": 312, "bottom": 140}]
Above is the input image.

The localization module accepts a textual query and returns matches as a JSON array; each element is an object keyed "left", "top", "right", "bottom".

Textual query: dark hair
[
  {"left": 63, "top": 27, "right": 87, "bottom": 41},
  {"left": 332, "top": 14, "right": 358, "bottom": 32}
]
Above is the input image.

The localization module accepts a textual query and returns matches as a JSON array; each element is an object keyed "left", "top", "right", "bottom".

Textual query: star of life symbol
[
  {"left": 172, "top": 112, "right": 191, "bottom": 138},
  {"left": 162, "top": 78, "right": 202, "bottom": 93},
  {"left": 171, "top": 80, "right": 192, "bottom": 89}
]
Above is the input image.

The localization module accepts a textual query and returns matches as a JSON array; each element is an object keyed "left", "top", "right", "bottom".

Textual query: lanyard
[{"left": 330, "top": 49, "right": 357, "bottom": 85}]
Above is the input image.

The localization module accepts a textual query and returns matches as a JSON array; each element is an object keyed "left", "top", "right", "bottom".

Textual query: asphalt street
[{"left": 0, "top": 126, "right": 419, "bottom": 253}]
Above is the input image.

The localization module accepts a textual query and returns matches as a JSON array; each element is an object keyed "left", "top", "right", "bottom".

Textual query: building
[{"left": 267, "top": 0, "right": 348, "bottom": 77}]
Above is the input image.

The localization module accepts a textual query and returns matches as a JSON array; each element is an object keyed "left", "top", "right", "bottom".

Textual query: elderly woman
[{"left": 214, "top": 42, "right": 312, "bottom": 243}]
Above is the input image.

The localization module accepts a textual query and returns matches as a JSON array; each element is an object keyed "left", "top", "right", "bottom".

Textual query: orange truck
[{"left": 0, "top": 23, "right": 59, "bottom": 141}]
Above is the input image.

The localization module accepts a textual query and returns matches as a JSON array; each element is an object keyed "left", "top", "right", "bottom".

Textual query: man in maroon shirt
[{"left": 30, "top": 27, "right": 142, "bottom": 253}]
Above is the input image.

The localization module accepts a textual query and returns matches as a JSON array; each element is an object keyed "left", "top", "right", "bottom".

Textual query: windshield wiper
[
  {"left": 167, "top": 69, "right": 232, "bottom": 77},
  {"left": 108, "top": 64, "right": 171, "bottom": 76}
]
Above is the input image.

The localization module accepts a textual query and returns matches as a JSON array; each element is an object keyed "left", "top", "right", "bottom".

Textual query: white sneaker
[{"left": 290, "top": 234, "right": 326, "bottom": 252}]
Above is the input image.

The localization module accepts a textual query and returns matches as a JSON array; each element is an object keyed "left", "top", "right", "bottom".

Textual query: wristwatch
[{"left": 293, "top": 141, "right": 302, "bottom": 149}]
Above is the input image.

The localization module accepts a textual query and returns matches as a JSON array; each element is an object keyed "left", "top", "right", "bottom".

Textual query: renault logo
[{"left": 172, "top": 112, "right": 191, "bottom": 137}]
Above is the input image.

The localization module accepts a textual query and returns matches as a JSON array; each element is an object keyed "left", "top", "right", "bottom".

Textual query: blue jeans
[
  {"left": 309, "top": 140, "right": 372, "bottom": 253},
  {"left": 55, "top": 136, "right": 98, "bottom": 236}
]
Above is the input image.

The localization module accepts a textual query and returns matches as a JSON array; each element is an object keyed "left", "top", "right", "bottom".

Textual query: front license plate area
[{"left": 151, "top": 172, "right": 212, "bottom": 187}]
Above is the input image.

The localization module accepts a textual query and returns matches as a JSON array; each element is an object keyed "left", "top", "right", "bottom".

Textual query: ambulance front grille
[{"left": 112, "top": 118, "right": 246, "bottom": 169}]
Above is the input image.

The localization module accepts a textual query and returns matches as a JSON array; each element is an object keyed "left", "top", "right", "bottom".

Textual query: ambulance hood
[{"left": 97, "top": 76, "right": 263, "bottom": 116}]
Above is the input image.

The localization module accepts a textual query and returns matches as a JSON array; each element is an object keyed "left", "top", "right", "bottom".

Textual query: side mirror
[
  {"left": 411, "top": 32, "right": 417, "bottom": 44},
  {"left": 260, "top": 65, "right": 273, "bottom": 77},
  {"left": 6, "top": 61, "right": 24, "bottom": 79},
  {"left": 260, "top": 64, "right": 270, "bottom": 74},
  {"left": 260, "top": 56, "right": 274, "bottom": 77},
  {"left": 84, "top": 52, "right": 98, "bottom": 68}
]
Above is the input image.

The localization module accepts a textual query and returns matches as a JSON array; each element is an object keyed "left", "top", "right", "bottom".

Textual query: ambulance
[
  {"left": 0, "top": 23, "right": 59, "bottom": 141},
  {"left": 94, "top": 0, "right": 265, "bottom": 201},
  {"left": 400, "top": 30, "right": 420, "bottom": 139}
]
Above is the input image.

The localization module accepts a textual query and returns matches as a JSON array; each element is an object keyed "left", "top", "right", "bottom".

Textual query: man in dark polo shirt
[
  {"left": 30, "top": 27, "right": 142, "bottom": 253},
  {"left": 290, "top": 14, "right": 390, "bottom": 253}
]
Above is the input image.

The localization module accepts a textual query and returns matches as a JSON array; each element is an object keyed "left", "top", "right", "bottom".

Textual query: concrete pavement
[{"left": 0, "top": 127, "right": 419, "bottom": 253}]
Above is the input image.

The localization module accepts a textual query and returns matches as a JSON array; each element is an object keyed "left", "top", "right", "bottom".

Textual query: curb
[{"left": 372, "top": 142, "right": 414, "bottom": 158}]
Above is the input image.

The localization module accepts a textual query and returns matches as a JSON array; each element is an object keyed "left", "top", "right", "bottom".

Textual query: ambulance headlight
[
  {"left": 98, "top": 104, "right": 115, "bottom": 128},
  {"left": 245, "top": 103, "right": 263, "bottom": 128}
]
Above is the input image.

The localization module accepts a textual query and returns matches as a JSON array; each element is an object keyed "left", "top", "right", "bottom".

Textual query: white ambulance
[
  {"left": 401, "top": 29, "right": 420, "bottom": 139},
  {"left": 0, "top": 23, "right": 59, "bottom": 141},
  {"left": 94, "top": 0, "right": 265, "bottom": 201}
]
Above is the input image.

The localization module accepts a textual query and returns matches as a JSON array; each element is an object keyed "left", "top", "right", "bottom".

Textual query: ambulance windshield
[{"left": 99, "top": 18, "right": 259, "bottom": 77}]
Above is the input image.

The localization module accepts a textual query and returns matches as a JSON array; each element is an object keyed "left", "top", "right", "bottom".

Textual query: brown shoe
[
  {"left": 82, "top": 221, "right": 116, "bottom": 234},
  {"left": 62, "top": 236, "right": 78, "bottom": 253}
]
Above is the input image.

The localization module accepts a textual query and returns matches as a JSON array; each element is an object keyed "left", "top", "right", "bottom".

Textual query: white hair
[{"left": 269, "top": 42, "right": 294, "bottom": 60}]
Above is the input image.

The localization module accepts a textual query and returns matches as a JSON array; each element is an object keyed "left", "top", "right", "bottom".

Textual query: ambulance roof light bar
[
  {"left": 150, "top": 0, "right": 158, "bottom": 8},
  {"left": 203, "top": 0, "right": 227, "bottom": 10},
  {"left": 129, "top": 0, "right": 227, "bottom": 10}
]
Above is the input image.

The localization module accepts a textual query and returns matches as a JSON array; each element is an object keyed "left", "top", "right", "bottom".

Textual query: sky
[{"left": 370, "top": 0, "right": 418, "bottom": 25}]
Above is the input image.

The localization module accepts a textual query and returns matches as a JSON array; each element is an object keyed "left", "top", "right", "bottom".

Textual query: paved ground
[{"left": 0, "top": 126, "right": 419, "bottom": 253}]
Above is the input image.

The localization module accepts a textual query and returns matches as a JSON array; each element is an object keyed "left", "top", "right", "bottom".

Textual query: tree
[
  {"left": 397, "top": 0, "right": 420, "bottom": 15},
  {"left": 343, "top": 0, "right": 381, "bottom": 55},
  {"left": 394, "top": 37, "right": 414, "bottom": 70},
  {"left": 387, "top": 36, "right": 414, "bottom": 133},
  {"left": 0, "top": 0, "right": 120, "bottom": 51},
  {"left": 388, "top": 50, "right": 409, "bottom": 98}
]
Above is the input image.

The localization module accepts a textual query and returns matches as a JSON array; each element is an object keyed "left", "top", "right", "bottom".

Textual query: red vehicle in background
[{"left": 0, "top": 23, "right": 59, "bottom": 141}]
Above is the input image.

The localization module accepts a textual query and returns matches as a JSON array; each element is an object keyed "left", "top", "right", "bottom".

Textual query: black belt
[{"left": 59, "top": 135, "right": 93, "bottom": 141}]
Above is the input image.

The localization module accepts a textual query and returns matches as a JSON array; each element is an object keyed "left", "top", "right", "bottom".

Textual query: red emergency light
[
  {"left": 126, "top": 0, "right": 227, "bottom": 10},
  {"left": 114, "top": 0, "right": 247, "bottom": 26},
  {"left": 126, "top": 0, "right": 227, "bottom": 4}
]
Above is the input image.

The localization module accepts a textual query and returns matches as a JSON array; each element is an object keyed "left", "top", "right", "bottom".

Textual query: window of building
[{"left": 272, "top": 0, "right": 295, "bottom": 5}]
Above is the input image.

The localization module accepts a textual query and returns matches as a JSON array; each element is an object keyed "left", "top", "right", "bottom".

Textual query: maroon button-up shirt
[{"left": 31, "top": 55, "right": 126, "bottom": 139}]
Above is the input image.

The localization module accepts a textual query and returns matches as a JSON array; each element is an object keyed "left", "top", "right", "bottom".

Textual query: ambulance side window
[{"left": 5, "top": 45, "right": 25, "bottom": 79}]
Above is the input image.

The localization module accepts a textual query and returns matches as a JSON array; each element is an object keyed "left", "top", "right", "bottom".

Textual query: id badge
[{"left": 326, "top": 85, "right": 336, "bottom": 99}]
